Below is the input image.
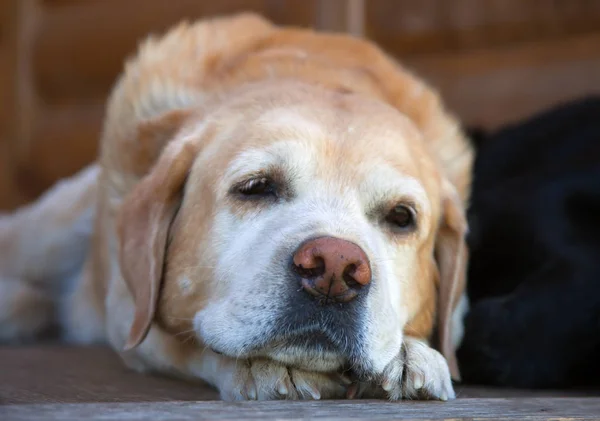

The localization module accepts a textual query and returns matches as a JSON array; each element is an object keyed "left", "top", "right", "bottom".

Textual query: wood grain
[
  {"left": 366, "top": 0, "right": 600, "bottom": 54},
  {"left": 34, "top": 0, "right": 318, "bottom": 102},
  {"left": 406, "top": 32, "right": 600, "bottom": 130},
  {"left": 1, "top": 346, "right": 599, "bottom": 421},
  {"left": 3, "top": 397, "right": 600, "bottom": 420},
  {"left": 315, "top": 0, "right": 365, "bottom": 37},
  {"left": 2, "top": 0, "right": 40, "bottom": 162},
  {"left": 16, "top": 101, "right": 104, "bottom": 199},
  {"left": 0, "top": 0, "right": 41, "bottom": 210}
]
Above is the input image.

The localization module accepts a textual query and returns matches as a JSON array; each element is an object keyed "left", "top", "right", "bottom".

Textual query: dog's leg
[{"left": 0, "top": 165, "right": 99, "bottom": 342}]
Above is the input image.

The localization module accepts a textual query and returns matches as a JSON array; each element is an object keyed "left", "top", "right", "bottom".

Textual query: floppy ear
[
  {"left": 435, "top": 179, "right": 468, "bottom": 381},
  {"left": 117, "top": 127, "right": 199, "bottom": 351}
]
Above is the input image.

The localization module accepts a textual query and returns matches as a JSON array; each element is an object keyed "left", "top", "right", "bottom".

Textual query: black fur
[{"left": 458, "top": 97, "right": 600, "bottom": 388}]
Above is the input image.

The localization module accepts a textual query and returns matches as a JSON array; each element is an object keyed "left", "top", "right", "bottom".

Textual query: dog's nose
[{"left": 293, "top": 237, "right": 371, "bottom": 303}]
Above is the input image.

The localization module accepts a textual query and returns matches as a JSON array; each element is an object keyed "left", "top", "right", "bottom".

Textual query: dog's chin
[
  {"left": 206, "top": 331, "right": 350, "bottom": 372},
  {"left": 257, "top": 333, "right": 349, "bottom": 372}
]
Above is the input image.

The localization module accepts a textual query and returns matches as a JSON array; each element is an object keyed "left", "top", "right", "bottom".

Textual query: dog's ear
[
  {"left": 434, "top": 179, "right": 468, "bottom": 381},
  {"left": 117, "top": 117, "right": 199, "bottom": 351}
]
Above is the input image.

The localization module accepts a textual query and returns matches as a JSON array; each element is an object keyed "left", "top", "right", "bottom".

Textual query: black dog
[{"left": 458, "top": 96, "right": 600, "bottom": 388}]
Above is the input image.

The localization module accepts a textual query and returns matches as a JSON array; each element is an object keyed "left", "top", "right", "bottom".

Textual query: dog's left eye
[{"left": 236, "top": 177, "right": 276, "bottom": 197}]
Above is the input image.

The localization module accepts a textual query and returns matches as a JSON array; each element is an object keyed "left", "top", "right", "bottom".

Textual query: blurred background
[{"left": 1, "top": 0, "right": 599, "bottom": 211}]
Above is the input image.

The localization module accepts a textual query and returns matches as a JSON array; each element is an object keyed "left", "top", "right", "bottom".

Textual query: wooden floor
[{"left": 1, "top": 345, "right": 600, "bottom": 420}]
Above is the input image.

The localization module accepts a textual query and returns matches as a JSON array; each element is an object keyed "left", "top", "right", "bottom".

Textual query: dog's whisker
[
  {"left": 166, "top": 316, "right": 195, "bottom": 321},
  {"left": 188, "top": 265, "right": 216, "bottom": 270},
  {"left": 174, "top": 328, "right": 197, "bottom": 338}
]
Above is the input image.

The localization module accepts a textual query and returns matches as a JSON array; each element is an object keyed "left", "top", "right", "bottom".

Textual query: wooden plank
[
  {"left": 405, "top": 32, "right": 600, "bottom": 129},
  {"left": 315, "top": 0, "right": 365, "bottom": 37},
  {"left": 34, "top": 0, "right": 317, "bottom": 102},
  {"left": 315, "top": 0, "right": 348, "bottom": 33},
  {"left": 2, "top": 346, "right": 599, "bottom": 420},
  {"left": 0, "top": 141, "right": 20, "bottom": 211},
  {"left": 13, "top": 101, "right": 103, "bottom": 203},
  {"left": 0, "top": 346, "right": 219, "bottom": 404},
  {"left": 1, "top": 346, "right": 595, "bottom": 401},
  {"left": 1, "top": 346, "right": 598, "bottom": 404},
  {"left": 5, "top": 0, "right": 41, "bottom": 160},
  {"left": 3, "top": 397, "right": 600, "bottom": 421},
  {"left": 0, "top": 0, "right": 41, "bottom": 210},
  {"left": 0, "top": 2, "right": 18, "bottom": 210},
  {"left": 347, "top": 0, "right": 365, "bottom": 37},
  {"left": 366, "top": 0, "right": 600, "bottom": 55}
]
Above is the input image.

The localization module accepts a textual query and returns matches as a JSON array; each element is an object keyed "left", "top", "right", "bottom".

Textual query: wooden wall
[{"left": 1, "top": 0, "right": 599, "bottom": 210}]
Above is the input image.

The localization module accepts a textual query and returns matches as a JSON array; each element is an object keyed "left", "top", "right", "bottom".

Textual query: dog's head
[{"left": 116, "top": 80, "right": 467, "bottom": 379}]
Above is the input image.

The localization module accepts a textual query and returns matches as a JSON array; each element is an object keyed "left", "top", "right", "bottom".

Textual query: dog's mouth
[
  {"left": 274, "top": 331, "right": 338, "bottom": 352},
  {"left": 208, "top": 332, "right": 336, "bottom": 356},
  {"left": 245, "top": 328, "right": 356, "bottom": 372},
  {"left": 205, "top": 325, "right": 351, "bottom": 372}
]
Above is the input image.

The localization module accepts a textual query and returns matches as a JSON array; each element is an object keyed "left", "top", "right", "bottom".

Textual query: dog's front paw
[
  {"left": 350, "top": 337, "right": 455, "bottom": 401},
  {"left": 218, "top": 357, "right": 350, "bottom": 401},
  {"left": 382, "top": 337, "right": 455, "bottom": 401}
]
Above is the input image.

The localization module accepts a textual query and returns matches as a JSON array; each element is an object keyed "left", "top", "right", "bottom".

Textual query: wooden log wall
[{"left": 1, "top": 0, "right": 599, "bottom": 210}]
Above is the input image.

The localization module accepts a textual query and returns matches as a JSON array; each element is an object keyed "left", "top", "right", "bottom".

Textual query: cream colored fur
[{"left": 0, "top": 13, "right": 473, "bottom": 401}]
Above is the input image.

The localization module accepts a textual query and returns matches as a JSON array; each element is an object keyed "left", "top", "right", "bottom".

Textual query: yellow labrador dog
[{"left": 0, "top": 13, "right": 473, "bottom": 401}]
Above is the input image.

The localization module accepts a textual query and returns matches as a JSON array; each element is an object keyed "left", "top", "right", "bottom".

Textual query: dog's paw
[
  {"left": 349, "top": 337, "right": 455, "bottom": 401},
  {"left": 383, "top": 337, "right": 455, "bottom": 401},
  {"left": 218, "top": 358, "right": 350, "bottom": 401}
]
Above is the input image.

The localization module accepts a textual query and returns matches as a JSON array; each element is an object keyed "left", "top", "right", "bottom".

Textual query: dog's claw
[
  {"left": 246, "top": 384, "right": 257, "bottom": 400},
  {"left": 413, "top": 372, "right": 424, "bottom": 390},
  {"left": 346, "top": 382, "right": 358, "bottom": 399},
  {"left": 276, "top": 380, "right": 289, "bottom": 396}
]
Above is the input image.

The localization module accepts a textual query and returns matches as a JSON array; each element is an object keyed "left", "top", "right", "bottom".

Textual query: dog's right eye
[
  {"left": 235, "top": 177, "right": 277, "bottom": 198},
  {"left": 385, "top": 204, "right": 416, "bottom": 232}
]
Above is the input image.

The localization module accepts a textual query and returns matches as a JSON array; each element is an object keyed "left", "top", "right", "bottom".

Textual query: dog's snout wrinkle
[{"left": 293, "top": 237, "right": 371, "bottom": 304}]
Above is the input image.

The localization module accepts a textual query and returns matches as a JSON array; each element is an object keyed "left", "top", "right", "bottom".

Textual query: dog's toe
[
  {"left": 218, "top": 357, "right": 349, "bottom": 401},
  {"left": 372, "top": 337, "right": 456, "bottom": 401}
]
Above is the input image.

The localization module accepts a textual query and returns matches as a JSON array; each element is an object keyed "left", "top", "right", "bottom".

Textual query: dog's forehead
[
  {"left": 219, "top": 104, "right": 433, "bottom": 207},
  {"left": 257, "top": 107, "right": 326, "bottom": 142},
  {"left": 247, "top": 103, "right": 425, "bottom": 170}
]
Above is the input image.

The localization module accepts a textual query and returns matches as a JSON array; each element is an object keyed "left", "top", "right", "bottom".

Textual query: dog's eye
[
  {"left": 386, "top": 205, "right": 415, "bottom": 230},
  {"left": 236, "top": 177, "right": 276, "bottom": 197}
]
